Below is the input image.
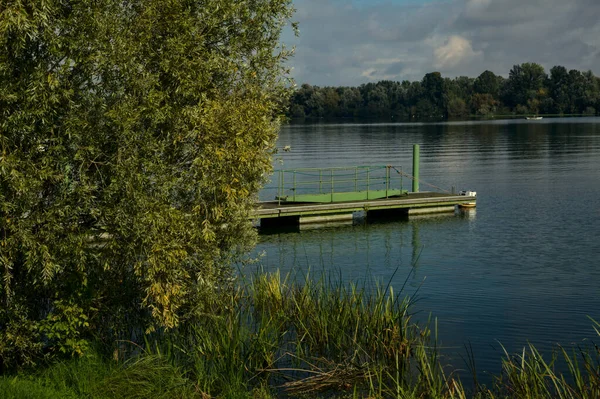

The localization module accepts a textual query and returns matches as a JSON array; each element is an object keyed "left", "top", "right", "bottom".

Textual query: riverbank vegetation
[
  {"left": 1, "top": 271, "right": 600, "bottom": 398},
  {"left": 288, "top": 64, "right": 600, "bottom": 120}
]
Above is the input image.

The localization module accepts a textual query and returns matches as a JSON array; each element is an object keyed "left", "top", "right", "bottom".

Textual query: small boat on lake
[{"left": 526, "top": 116, "right": 543, "bottom": 120}]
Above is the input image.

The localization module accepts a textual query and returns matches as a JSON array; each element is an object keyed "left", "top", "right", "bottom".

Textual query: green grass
[
  {"left": 0, "top": 377, "right": 77, "bottom": 399},
  {"left": 2, "top": 271, "right": 600, "bottom": 398},
  {"left": 0, "top": 352, "right": 108, "bottom": 399}
]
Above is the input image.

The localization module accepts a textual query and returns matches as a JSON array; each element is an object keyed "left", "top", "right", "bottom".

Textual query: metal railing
[{"left": 262, "top": 165, "right": 405, "bottom": 204}]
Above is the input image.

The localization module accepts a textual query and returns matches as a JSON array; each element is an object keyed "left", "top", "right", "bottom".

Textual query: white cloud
[
  {"left": 434, "top": 35, "right": 483, "bottom": 69},
  {"left": 361, "top": 68, "right": 378, "bottom": 78}
]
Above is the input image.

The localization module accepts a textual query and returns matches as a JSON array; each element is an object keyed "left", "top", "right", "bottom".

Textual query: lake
[{"left": 253, "top": 117, "right": 600, "bottom": 382}]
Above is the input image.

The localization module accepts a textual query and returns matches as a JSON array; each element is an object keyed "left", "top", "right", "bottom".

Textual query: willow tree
[{"left": 0, "top": 0, "right": 295, "bottom": 368}]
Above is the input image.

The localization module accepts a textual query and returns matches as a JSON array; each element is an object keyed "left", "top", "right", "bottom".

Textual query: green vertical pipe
[{"left": 412, "top": 144, "right": 420, "bottom": 193}]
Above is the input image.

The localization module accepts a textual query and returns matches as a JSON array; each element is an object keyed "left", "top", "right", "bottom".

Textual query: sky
[{"left": 282, "top": 0, "right": 600, "bottom": 86}]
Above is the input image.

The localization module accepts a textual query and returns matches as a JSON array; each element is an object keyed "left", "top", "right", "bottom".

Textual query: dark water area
[{"left": 252, "top": 117, "right": 600, "bottom": 382}]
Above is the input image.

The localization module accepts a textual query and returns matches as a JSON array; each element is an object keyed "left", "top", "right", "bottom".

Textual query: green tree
[
  {"left": 0, "top": 0, "right": 294, "bottom": 368},
  {"left": 470, "top": 93, "right": 497, "bottom": 116},
  {"left": 420, "top": 72, "right": 448, "bottom": 118},
  {"left": 445, "top": 77, "right": 473, "bottom": 118},
  {"left": 447, "top": 96, "right": 468, "bottom": 118},
  {"left": 305, "top": 89, "right": 326, "bottom": 117},
  {"left": 474, "top": 70, "right": 500, "bottom": 98},
  {"left": 504, "top": 63, "right": 548, "bottom": 111},
  {"left": 447, "top": 76, "right": 474, "bottom": 100},
  {"left": 290, "top": 84, "right": 315, "bottom": 117},
  {"left": 365, "top": 83, "right": 391, "bottom": 117},
  {"left": 286, "top": 66, "right": 599, "bottom": 120},
  {"left": 321, "top": 87, "right": 341, "bottom": 117},
  {"left": 339, "top": 87, "right": 362, "bottom": 118},
  {"left": 549, "top": 66, "right": 570, "bottom": 114},
  {"left": 581, "top": 70, "right": 599, "bottom": 114},
  {"left": 565, "top": 70, "right": 588, "bottom": 113}
]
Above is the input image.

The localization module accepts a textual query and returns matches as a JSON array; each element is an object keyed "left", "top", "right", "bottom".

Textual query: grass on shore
[{"left": 1, "top": 270, "right": 599, "bottom": 398}]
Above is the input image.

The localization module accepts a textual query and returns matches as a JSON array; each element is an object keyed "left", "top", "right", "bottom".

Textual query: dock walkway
[{"left": 253, "top": 192, "right": 476, "bottom": 228}]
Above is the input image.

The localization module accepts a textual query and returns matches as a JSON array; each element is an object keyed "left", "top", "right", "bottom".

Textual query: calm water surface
[{"left": 253, "top": 117, "right": 600, "bottom": 379}]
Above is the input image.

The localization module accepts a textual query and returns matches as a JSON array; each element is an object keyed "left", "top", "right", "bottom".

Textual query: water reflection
[{"left": 257, "top": 210, "right": 472, "bottom": 287}]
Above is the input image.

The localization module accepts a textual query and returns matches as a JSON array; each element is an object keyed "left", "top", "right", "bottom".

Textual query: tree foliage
[
  {"left": 288, "top": 63, "right": 600, "bottom": 120},
  {"left": 0, "top": 0, "right": 294, "bottom": 369}
]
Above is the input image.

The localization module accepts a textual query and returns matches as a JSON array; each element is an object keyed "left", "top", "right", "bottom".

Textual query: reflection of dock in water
[{"left": 255, "top": 207, "right": 476, "bottom": 284}]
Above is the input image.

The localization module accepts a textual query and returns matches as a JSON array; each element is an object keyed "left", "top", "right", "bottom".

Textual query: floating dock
[
  {"left": 253, "top": 192, "right": 476, "bottom": 229},
  {"left": 254, "top": 145, "right": 476, "bottom": 229}
]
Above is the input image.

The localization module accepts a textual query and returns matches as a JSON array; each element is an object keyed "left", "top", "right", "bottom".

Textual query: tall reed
[{"left": 152, "top": 269, "right": 455, "bottom": 397}]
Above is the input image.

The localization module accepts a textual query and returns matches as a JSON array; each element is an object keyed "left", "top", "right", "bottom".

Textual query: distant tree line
[{"left": 288, "top": 63, "right": 600, "bottom": 120}]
